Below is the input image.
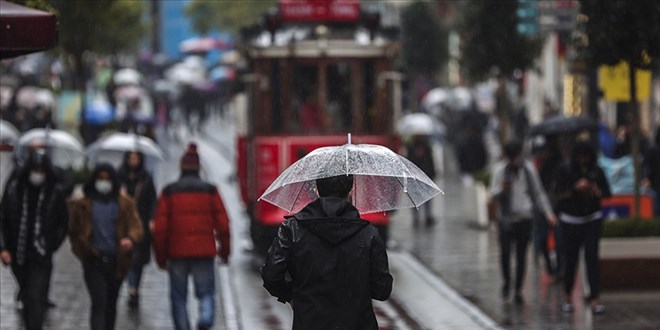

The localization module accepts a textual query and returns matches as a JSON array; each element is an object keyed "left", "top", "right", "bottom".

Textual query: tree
[
  {"left": 400, "top": 1, "right": 448, "bottom": 77},
  {"left": 458, "top": 1, "right": 542, "bottom": 142},
  {"left": 578, "top": 0, "right": 660, "bottom": 218},
  {"left": 459, "top": 1, "right": 542, "bottom": 82},
  {"left": 186, "top": 0, "right": 278, "bottom": 34}
]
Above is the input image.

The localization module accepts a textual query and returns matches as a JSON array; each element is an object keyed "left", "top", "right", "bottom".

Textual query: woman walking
[
  {"left": 117, "top": 151, "right": 157, "bottom": 310},
  {"left": 555, "top": 142, "right": 611, "bottom": 314},
  {"left": 69, "top": 163, "right": 143, "bottom": 329}
]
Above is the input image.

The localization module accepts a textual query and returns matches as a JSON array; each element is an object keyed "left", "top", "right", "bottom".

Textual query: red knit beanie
[{"left": 180, "top": 143, "right": 200, "bottom": 171}]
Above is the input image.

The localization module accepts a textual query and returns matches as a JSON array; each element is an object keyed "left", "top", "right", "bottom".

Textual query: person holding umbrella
[
  {"left": 260, "top": 174, "right": 393, "bottom": 329},
  {"left": 117, "top": 151, "right": 157, "bottom": 310}
]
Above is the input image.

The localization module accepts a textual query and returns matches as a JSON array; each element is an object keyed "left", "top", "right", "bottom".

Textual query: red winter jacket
[{"left": 152, "top": 172, "right": 230, "bottom": 267}]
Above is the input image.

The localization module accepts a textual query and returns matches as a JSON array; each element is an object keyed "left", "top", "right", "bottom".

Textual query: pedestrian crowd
[{"left": 1, "top": 143, "right": 232, "bottom": 330}]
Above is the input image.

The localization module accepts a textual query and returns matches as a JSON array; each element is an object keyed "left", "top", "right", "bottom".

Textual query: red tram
[{"left": 236, "top": 0, "right": 402, "bottom": 253}]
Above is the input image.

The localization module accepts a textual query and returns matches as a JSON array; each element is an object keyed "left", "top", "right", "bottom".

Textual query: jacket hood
[{"left": 292, "top": 197, "right": 368, "bottom": 245}]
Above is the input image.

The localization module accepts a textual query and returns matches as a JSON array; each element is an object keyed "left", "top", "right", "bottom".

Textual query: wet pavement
[{"left": 388, "top": 145, "right": 660, "bottom": 330}]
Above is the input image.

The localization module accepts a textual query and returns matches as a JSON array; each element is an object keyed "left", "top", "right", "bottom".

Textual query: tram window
[
  {"left": 363, "top": 62, "right": 375, "bottom": 132},
  {"left": 270, "top": 61, "right": 282, "bottom": 133},
  {"left": 327, "top": 63, "right": 352, "bottom": 132},
  {"left": 293, "top": 65, "right": 323, "bottom": 133}
]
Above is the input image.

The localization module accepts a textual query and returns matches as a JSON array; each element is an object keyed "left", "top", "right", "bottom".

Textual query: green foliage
[
  {"left": 186, "top": 0, "right": 278, "bottom": 34},
  {"left": 48, "top": 0, "right": 147, "bottom": 57},
  {"left": 400, "top": 1, "right": 448, "bottom": 76},
  {"left": 458, "top": 1, "right": 543, "bottom": 82},
  {"left": 578, "top": 0, "right": 660, "bottom": 69},
  {"left": 602, "top": 218, "right": 660, "bottom": 238}
]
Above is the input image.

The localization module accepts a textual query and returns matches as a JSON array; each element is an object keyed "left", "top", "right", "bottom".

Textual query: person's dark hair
[
  {"left": 83, "top": 162, "right": 120, "bottom": 199},
  {"left": 503, "top": 141, "right": 523, "bottom": 160},
  {"left": 316, "top": 175, "right": 354, "bottom": 198},
  {"left": 120, "top": 151, "right": 145, "bottom": 172}
]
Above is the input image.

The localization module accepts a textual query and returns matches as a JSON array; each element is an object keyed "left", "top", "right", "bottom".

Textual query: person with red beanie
[{"left": 152, "top": 142, "right": 231, "bottom": 330}]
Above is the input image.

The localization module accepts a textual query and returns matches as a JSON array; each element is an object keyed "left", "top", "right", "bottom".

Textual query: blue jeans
[{"left": 168, "top": 258, "right": 216, "bottom": 330}]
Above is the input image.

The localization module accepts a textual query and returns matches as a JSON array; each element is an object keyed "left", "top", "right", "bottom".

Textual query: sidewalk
[{"left": 388, "top": 145, "right": 660, "bottom": 329}]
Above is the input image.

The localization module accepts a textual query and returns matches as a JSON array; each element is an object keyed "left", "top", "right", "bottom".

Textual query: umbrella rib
[
  {"left": 395, "top": 175, "right": 419, "bottom": 208},
  {"left": 288, "top": 183, "right": 306, "bottom": 213}
]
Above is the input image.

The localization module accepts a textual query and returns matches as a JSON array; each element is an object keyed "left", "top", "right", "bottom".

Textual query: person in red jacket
[{"left": 152, "top": 143, "right": 231, "bottom": 330}]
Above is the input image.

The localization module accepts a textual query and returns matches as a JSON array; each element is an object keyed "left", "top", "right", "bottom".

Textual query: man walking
[
  {"left": 261, "top": 174, "right": 393, "bottom": 329},
  {"left": 490, "top": 141, "right": 557, "bottom": 304},
  {"left": 0, "top": 151, "right": 69, "bottom": 329},
  {"left": 152, "top": 143, "right": 231, "bottom": 330}
]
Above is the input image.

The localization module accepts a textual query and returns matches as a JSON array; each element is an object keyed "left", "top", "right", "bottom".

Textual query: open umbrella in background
[
  {"left": 86, "top": 131, "right": 164, "bottom": 171},
  {"left": 179, "top": 36, "right": 232, "bottom": 54},
  {"left": 397, "top": 112, "right": 445, "bottom": 137},
  {"left": 528, "top": 114, "right": 598, "bottom": 136},
  {"left": 15, "top": 127, "right": 85, "bottom": 168},
  {"left": 0, "top": 119, "right": 19, "bottom": 143},
  {"left": 259, "top": 135, "right": 443, "bottom": 214},
  {"left": 113, "top": 68, "right": 143, "bottom": 86},
  {"left": 0, "top": 119, "right": 19, "bottom": 152}
]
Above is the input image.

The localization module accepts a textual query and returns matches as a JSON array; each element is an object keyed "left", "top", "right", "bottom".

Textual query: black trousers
[
  {"left": 83, "top": 256, "right": 123, "bottom": 330},
  {"left": 11, "top": 256, "right": 52, "bottom": 330},
  {"left": 499, "top": 219, "right": 531, "bottom": 293},
  {"left": 560, "top": 219, "right": 603, "bottom": 300}
]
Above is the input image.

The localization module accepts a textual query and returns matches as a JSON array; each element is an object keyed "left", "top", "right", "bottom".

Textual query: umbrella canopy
[
  {"left": 421, "top": 87, "right": 450, "bottom": 112},
  {"left": 528, "top": 114, "right": 598, "bottom": 136},
  {"left": 397, "top": 112, "right": 441, "bottom": 136},
  {"left": 15, "top": 128, "right": 84, "bottom": 168},
  {"left": 0, "top": 119, "right": 19, "bottom": 143},
  {"left": 113, "top": 68, "right": 143, "bottom": 86},
  {"left": 86, "top": 132, "right": 164, "bottom": 162},
  {"left": 84, "top": 96, "right": 114, "bottom": 124},
  {"left": 259, "top": 141, "right": 443, "bottom": 214},
  {"left": 0, "top": 0, "right": 58, "bottom": 59},
  {"left": 179, "top": 36, "right": 232, "bottom": 54}
]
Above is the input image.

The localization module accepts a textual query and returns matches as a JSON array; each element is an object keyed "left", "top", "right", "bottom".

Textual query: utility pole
[{"left": 151, "top": 0, "right": 161, "bottom": 54}]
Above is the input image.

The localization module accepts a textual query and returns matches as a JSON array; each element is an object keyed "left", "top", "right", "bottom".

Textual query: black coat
[
  {"left": 555, "top": 150, "right": 611, "bottom": 217},
  {"left": 118, "top": 168, "right": 157, "bottom": 266},
  {"left": 0, "top": 174, "right": 69, "bottom": 258},
  {"left": 261, "top": 197, "right": 393, "bottom": 330}
]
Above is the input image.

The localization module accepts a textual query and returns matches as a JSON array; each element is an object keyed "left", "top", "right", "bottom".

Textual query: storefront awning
[{"left": 0, "top": 0, "right": 58, "bottom": 59}]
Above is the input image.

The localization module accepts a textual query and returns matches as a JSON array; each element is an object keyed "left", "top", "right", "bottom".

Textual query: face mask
[
  {"left": 29, "top": 172, "right": 46, "bottom": 186},
  {"left": 95, "top": 180, "right": 113, "bottom": 195}
]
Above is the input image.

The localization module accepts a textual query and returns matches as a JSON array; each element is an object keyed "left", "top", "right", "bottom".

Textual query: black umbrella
[{"left": 528, "top": 114, "right": 598, "bottom": 136}]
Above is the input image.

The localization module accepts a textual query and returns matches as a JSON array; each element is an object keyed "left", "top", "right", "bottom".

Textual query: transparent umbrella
[
  {"left": 15, "top": 127, "right": 85, "bottom": 168},
  {"left": 0, "top": 119, "right": 19, "bottom": 143},
  {"left": 86, "top": 132, "right": 164, "bottom": 161},
  {"left": 259, "top": 136, "right": 443, "bottom": 214}
]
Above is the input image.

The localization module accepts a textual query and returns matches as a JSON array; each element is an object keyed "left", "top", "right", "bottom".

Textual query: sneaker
[
  {"left": 561, "top": 303, "right": 573, "bottom": 313},
  {"left": 591, "top": 304, "right": 606, "bottom": 315}
]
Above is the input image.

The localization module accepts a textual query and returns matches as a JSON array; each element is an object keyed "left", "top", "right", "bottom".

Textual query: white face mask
[
  {"left": 95, "top": 180, "right": 113, "bottom": 195},
  {"left": 29, "top": 172, "right": 46, "bottom": 186}
]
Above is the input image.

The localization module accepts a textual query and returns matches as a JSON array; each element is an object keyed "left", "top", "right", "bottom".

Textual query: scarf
[{"left": 16, "top": 186, "right": 47, "bottom": 265}]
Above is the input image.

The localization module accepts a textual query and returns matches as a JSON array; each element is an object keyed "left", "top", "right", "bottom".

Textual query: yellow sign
[{"left": 599, "top": 61, "right": 651, "bottom": 101}]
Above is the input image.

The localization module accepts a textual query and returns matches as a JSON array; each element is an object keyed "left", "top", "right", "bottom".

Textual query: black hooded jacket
[{"left": 261, "top": 197, "right": 393, "bottom": 330}]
